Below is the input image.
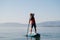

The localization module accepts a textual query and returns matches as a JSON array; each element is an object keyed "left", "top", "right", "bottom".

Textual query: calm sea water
[{"left": 0, "top": 26, "right": 60, "bottom": 40}]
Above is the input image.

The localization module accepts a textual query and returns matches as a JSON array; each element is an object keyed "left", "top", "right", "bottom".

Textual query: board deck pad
[{"left": 26, "top": 32, "right": 40, "bottom": 37}]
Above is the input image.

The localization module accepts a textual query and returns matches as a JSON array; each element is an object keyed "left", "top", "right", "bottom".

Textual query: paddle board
[{"left": 26, "top": 32, "right": 40, "bottom": 37}]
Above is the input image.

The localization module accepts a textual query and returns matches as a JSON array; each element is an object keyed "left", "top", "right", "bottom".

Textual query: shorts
[{"left": 31, "top": 23, "right": 36, "bottom": 28}]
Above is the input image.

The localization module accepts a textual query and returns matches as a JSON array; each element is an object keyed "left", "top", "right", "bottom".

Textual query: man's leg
[
  {"left": 35, "top": 27, "right": 37, "bottom": 33},
  {"left": 34, "top": 24, "right": 37, "bottom": 33},
  {"left": 30, "top": 24, "right": 33, "bottom": 34},
  {"left": 30, "top": 27, "right": 32, "bottom": 33}
]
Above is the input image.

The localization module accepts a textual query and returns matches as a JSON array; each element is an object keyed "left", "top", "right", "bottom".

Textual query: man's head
[{"left": 30, "top": 13, "right": 34, "bottom": 17}]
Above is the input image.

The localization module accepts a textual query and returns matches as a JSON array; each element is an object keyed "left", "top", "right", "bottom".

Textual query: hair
[{"left": 30, "top": 13, "right": 34, "bottom": 17}]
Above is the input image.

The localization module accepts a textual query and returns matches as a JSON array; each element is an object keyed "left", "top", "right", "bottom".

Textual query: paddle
[{"left": 27, "top": 24, "right": 29, "bottom": 35}]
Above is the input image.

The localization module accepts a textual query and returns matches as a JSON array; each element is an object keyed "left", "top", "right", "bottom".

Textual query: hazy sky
[{"left": 0, "top": 0, "right": 60, "bottom": 24}]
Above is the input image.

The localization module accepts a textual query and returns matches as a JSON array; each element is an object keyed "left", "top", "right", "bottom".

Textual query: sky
[{"left": 0, "top": 0, "right": 60, "bottom": 24}]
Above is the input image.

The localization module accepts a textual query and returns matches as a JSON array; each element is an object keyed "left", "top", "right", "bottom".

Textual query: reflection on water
[{"left": 26, "top": 37, "right": 40, "bottom": 40}]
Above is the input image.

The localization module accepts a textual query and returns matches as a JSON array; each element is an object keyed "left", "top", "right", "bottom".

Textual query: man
[{"left": 29, "top": 13, "right": 37, "bottom": 33}]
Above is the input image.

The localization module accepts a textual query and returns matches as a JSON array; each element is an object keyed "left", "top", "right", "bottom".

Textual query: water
[{"left": 0, "top": 26, "right": 60, "bottom": 40}]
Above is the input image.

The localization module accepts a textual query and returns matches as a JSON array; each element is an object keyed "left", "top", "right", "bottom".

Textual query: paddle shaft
[{"left": 27, "top": 24, "right": 29, "bottom": 34}]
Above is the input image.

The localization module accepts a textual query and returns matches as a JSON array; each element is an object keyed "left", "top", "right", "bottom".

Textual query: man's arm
[{"left": 29, "top": 19, "right": 30, "bottom": 24}]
